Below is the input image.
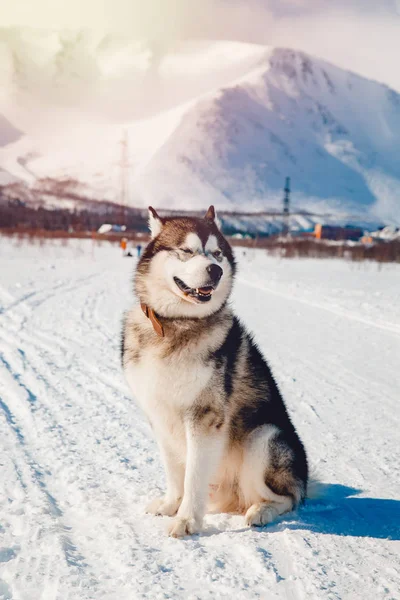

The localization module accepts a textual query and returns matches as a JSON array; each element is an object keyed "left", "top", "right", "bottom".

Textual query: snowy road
[{"left": 0, "top": 239, "right": 399, "bottom": 600}]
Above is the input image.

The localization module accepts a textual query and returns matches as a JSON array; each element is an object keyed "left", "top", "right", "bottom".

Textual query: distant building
[
  {"left": 314, "top": 224, "right": 363, "bottom": 241},
  {"left": 97, "top": 224, "right": 127, "bottom": 234}
]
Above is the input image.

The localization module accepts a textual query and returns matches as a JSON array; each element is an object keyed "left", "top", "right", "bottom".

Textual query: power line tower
[
  {"left": 118, "top": 130, "right": 130, "bottom": 225},
  {"left": 282, "top": 176, "right": 291, "bottom": 236}
]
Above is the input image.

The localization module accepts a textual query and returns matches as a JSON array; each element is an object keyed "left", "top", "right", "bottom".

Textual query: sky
[
  {"left": 2, "top": 1, "right": 399, "bottom": 31},
  {"left": 1, "top": 0, "right": 400, "bottom": 127},
  {"left": 1, "top": 1, "right": 400, "bottom": 92}
]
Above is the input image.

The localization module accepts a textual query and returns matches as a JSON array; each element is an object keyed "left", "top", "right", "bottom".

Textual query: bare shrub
[{"left": 261, "top": 237, "right": 400, "bottom": 263}]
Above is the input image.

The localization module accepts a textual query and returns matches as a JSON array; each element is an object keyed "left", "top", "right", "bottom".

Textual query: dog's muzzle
[{"left": 173, "top": 266, "right": 223, "bottom": 303}]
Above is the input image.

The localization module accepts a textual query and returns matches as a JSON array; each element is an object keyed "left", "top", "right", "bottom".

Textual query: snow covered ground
[{"left": 0, "top": 237, "right": 399, "bottom": 600}]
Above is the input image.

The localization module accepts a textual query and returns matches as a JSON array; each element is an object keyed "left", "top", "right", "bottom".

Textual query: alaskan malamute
[{"left": 122, "top": 206, "right": 308, "bottom": 537}]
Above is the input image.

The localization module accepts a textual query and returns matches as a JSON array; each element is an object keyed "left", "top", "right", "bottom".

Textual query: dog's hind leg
[{"left": 240, "top": 424, "right": 307, "bottom": 527}]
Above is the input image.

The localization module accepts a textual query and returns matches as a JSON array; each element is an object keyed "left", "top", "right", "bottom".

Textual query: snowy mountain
[
  {"left": 135, "top": 48, "right": 400, "bottom": 222},
  {"left": 1, "top": 39, "right": 400, "bottom": 223}
]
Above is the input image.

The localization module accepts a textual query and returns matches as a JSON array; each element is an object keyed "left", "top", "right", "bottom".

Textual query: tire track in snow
[
  {"left": 0, "top": 274, "right": 96, "bottom": 316},
  {"left": 0, "top": 286, "right": 164, "bottom": 596},
  {"left": 0, "top": 361, "right": 98, "bottom": 597},
  {"left": 0, "top": 277, "right": 116, "bottom": 597},
  {"left": 238, "top": 276, "right": 400, "bottom": 338}
]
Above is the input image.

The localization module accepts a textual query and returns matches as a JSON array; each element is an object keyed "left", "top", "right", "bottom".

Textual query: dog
[{"left": 121, "top": 206, "right": 308, "bottom": 537}]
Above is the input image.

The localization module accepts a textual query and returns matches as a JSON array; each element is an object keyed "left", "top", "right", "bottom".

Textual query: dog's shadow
[{"left": 202, "top": 484, "right": 400, "bottom": 541}]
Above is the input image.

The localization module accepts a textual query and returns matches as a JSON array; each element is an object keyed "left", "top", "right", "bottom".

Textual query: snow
[{"left": 0, "top": 236, "right": 399, "bottom": 599}]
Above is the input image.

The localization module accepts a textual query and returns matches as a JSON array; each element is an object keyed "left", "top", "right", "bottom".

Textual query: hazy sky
[
  {"left": 2, "top": 1, "right": 399, "bottom": 32},
  {"left": 1, "top": 0, "right": 400, "bottom": 91}
]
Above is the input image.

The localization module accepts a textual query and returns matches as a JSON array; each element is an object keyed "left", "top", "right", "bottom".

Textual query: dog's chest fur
[
  {"left": 126, "top": 345, "right": 213, "bottom": 422},
  {"left": 123, "top": 306, "right": 231, "bottom": 440}
]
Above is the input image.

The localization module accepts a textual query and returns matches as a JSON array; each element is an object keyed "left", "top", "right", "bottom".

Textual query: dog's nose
[{"left": 207, "top": 264, "right": 223, "bottom": 283}]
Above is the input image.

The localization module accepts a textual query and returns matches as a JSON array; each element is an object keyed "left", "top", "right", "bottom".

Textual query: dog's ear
[
  {"left": 204, "top": 205, "right": 215, "bottom": 221},
  {"left": 204, "top": 205, "right": 221, "bottom": 229},
  {"left": 148, "top": 206, "right": 163, "bottom": 238}
]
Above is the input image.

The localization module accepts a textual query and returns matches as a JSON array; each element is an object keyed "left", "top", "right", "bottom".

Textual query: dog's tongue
[{"left": 197, "top": 286, "right": 213, "bottom": 296}]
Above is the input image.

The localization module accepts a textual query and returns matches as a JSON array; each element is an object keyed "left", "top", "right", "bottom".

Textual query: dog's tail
[{"left": 306, "top": 466, "right": 326, "bottom": 500}]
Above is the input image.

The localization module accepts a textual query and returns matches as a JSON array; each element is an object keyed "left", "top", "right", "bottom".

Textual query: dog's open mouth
[{"left": 174, "top": 277, "right": 215, "bottom": 303}]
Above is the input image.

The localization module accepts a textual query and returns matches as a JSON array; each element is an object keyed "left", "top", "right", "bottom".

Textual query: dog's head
[{"left": 135, "top": 206, "right": 236, "bottom": 318}]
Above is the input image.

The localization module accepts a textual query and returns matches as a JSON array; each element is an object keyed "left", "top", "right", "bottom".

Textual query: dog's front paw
[
  {"left": 146, "top": 496, "right": 181, "bottom": 517},
  {"left": 168, "top": 516, "right": 202, "bottom": 538}
]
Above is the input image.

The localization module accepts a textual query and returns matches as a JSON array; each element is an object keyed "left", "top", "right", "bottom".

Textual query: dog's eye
[
  {"left": 181, "top": 248, "right": 193, "bottom": 255},
  {"left": 213, "top": 249, "right": 222, "bottom": 258}
]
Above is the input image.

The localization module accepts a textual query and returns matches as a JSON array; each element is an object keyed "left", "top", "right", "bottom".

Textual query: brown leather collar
[{"left": 141, "top": 303, "right": 164, "bottom": 337}]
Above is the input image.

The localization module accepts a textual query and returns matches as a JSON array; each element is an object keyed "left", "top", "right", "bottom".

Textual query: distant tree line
[
  {"left": 0, "top": 197, "right": 148, "bottom": 233},
  {"left": 262, "top": 237, "right": 400, "bottom": 263}
]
